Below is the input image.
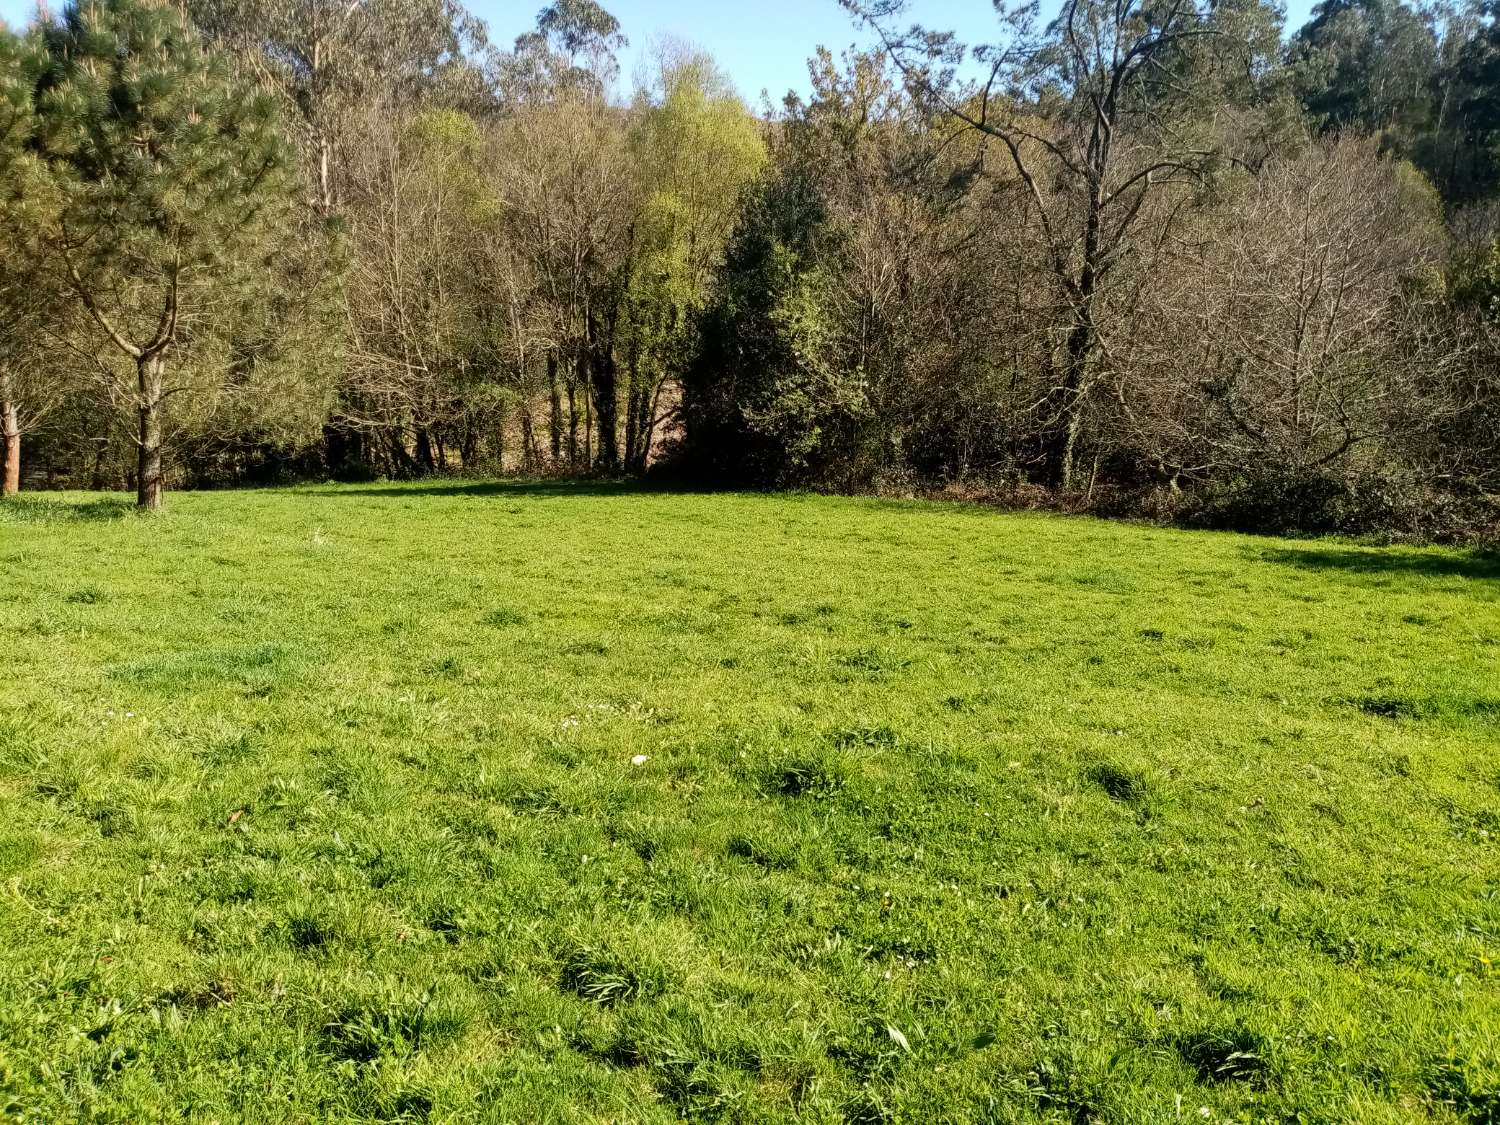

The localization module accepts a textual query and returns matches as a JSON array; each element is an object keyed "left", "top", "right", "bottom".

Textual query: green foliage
[
  {"left": 188, "top": 0, "right": 491, "bottom": 153},
  {"left": 30, "top": 0, "right": 327, "bottom": 489},
  {"left": 681, "top": 159, "right": 838, "bottom": 483},
  {"left": 0, "top": 481, "right": 1497, "bottom": 1119},
  {"left": 499, "top": 0, "right": 625, "bottom": 99},
  {"left": 625, "top": 51, "right": 765, "bottom": 354},
  {"left": 681, "top": 50, "right": 997, "bottom": 487},
  {"left": 1289, "top": 0, "right": 1440, "bottom": 133},
  {"left": 36, "top": 0, "right": 301, "bottom": 335},
  {"left": 0, "top": 23, "right": 44, "bottom": 225},
  {"left": 0, "top": 24, "right": 57, "bottom": 384}
]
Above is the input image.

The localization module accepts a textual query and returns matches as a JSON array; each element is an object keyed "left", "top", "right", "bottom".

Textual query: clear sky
[{"left": 0, "top": 0, "right": 1317, "bottom": 104}]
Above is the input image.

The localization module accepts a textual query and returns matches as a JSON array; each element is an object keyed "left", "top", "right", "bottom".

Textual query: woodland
[{"left": 1, "top": 0, "right": 1499, "bottom": 539}]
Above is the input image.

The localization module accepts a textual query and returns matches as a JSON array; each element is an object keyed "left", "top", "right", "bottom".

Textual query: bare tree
[
  {"left": 845, "top": 0, "right": 1283, "bottom": 488},
  {"left": 1124, "top": 137, "right": 1445, "bottom": 480}
]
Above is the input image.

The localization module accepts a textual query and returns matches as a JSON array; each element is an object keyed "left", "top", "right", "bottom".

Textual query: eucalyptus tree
[
  {"left": 1288, "top": 0, "right": 1439, "bottom": 135},
  {"left": 35, "top": 0, "right": 304, "bottom": 508},
  {"left": 187, "top": 0, "right": 489, "bottom": 216}
]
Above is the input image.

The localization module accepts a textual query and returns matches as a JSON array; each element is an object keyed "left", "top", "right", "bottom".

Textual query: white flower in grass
[{"left": 631, "top": 755, "right": 650, "bottom": 767}]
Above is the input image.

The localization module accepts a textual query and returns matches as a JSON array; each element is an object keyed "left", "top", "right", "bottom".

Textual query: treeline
[{"left": 1, "top": 0, "right": 1499, "bottom": 540}]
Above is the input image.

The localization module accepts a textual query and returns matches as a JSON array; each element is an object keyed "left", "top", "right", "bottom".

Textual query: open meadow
[{"left": 1, "top": 482, "right": 1498, "bottom": 1123}]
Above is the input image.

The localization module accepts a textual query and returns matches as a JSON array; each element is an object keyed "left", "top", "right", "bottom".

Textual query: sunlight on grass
[{"left": 1, "top": 482, "right": 1497, "bottom": 1121}]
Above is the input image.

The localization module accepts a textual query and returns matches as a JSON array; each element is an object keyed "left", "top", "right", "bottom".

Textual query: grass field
[{"left": 1, "top": 481, "right": 1498, "bottom": 1123}]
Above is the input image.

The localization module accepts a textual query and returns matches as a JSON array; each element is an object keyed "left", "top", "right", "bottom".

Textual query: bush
[{"left": 1178, "top": 468, "right": 1500, "bottom": 545}]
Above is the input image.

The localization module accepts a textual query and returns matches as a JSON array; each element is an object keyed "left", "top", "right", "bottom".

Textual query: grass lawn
[{"left": 1, "top": 481, "right": 1498, "bottom": 1123}]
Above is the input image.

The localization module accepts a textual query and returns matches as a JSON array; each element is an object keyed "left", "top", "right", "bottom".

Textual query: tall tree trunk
[
  {"left": 589, "top": 316, "right": 619, "bottom": 471},
  {"left": 385, "top": 427, "right": 419, "bottom": 478},
  {"left": 491, "top": 398, "right": 506, "bottom": 472},
  {"left": 1043, "top": 215, "right": 1100, "bottom": 491},
  {"left": 570, "top": 345, "right": 585, "bottom": 468},
  {"left": 415, "top": 427, "right": 437, "bottom": 473},
  {"left": 583, "top": 367, "right": 593, "bottom": 466},
  {"left": 2, "top": 401, "right": 19, "bottom": 499},
  {"left": 1, "top": 367, "right": 19, "bottom": 497},
  {"left": 519, "top": 407, "right": 536, "bottom": 472},
  {"left": 137, "top": 354, "right": 164, "bottom": 511},
  {"left": 548, "top": 351, "right": 563, "bottom": 464},
  {"left": 91, "top": 438, "right": 109, "bottom": 491},
  {"left": 1046, "top": 314, "right": 1093, "bottom": 491},
  {"left": 623, "top": 343, "right": 641, "bottom": 473}
]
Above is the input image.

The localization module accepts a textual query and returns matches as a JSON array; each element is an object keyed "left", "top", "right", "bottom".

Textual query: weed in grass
[
  {"left": 559, "top": 945, "right": 661, "bottom": 1007},
  {"left": 768, "top": 752, "right": 849, "bottom": 798},
  {"left": 1358, "top": 694, "right": 1420, "bottom": 719},
  {"left": 1087, "top": 760, "right": 1149, "bottom": 805},
  {"left": 321, "top": 990, "right": 463, "bottom": 1062},
  {"left": 1174, "top": 1022, "right": 1272, "bottom": 1086},
  {"left": 480, "top": 607, "right": 527, "bottom": 627},
  {"left": 1426, "top": 1047, "right": 1500, "bottom": 1122}
]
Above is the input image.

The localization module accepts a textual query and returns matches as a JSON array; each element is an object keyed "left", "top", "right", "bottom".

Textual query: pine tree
[
  {"left": 0, "top": 25, "right": 48, "bottom": 497},
  {"left": 35, "top": 0, "right": 301, "bottom": 509}
]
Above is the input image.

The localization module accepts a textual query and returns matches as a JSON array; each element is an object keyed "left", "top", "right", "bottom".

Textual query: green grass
[{"left": 2, "top": 480, "right": 1499, "bottom": 1123}]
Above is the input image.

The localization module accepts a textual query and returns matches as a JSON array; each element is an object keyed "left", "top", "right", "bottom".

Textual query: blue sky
[{"left": 0, "top": 0, "right": 1315, "bottom": 103}]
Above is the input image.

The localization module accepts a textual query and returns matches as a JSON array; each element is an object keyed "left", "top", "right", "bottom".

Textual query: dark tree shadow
[
  {"left": 296, "top": 478, "right": 716, "bottom": 500},
  {"left": 1254, "top": 545, "right": 1500, "bottom": 581},
  {"left": 0, "top": 496, "right": 136, "bottom": 523}
]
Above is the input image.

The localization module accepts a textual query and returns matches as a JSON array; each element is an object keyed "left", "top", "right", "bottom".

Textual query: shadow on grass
[
  {"left": 0, "top": 496, "right": 136, "bottom": 523},
  {"left": 1256, "top": 545, "right": 1500, "bottom": 581},
  {"left": 299, "top": 477, "right": 720, "bottom": 500}
]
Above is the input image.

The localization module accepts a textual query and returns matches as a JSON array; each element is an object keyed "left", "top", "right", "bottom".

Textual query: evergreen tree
[
  {"left": 35, "top": 0, "right": 302, "bottom": 509},
  {"left": 0, "top": 24, "right": 56, "bottom": 498}
]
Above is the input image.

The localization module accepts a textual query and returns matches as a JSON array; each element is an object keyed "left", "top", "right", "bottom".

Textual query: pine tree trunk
[
  {"left": 2, "top": 400, "right": 19, "bottom": 498},
  {"left": 137, "top": 354, "right": 164, "bottom": 511},
  {"left": 1, "top": 366, "right": 19, "bottom": 497}
]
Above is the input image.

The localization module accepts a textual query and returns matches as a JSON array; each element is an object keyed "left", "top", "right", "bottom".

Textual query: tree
[
  {"left": 187, "top": 0, "right": 488, "bottom": 216},
  {"left": 1121, "top": 138, "right": 1445, "bottom": 484},
  {"left": 1, "top": 25, "right": 43, "bottom": 496},
  {"left": 493, "top": 0, "right": 626, "bottom": 101},
  {"left": 491, "top": 87, "right": 633, "bottom": 471},
  {"left": 846, "top": 0, "right": 1285, "bottom": 489},
  {"left": 620, "top": 45, "right": 765, "bottom": 472},
  {"left": 1446, "top": 1, "right": 1500, "bottom": 198},
  {"left": 1289, "top": 0, "right": 1440, "bottom": 135},
  {"left": 342, "top": 104, "right": 497, "bottom": 474},
  {"left": 682, "top": 49, "right": 1018, "bottom": 487},
  {"left": 35, "top": 0, "right": 303, "bottom": 509}
]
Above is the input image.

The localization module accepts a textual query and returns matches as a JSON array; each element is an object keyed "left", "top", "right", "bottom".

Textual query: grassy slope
[{"left": 1, "top": 481, "right": 1498, "bottom": 1123}]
